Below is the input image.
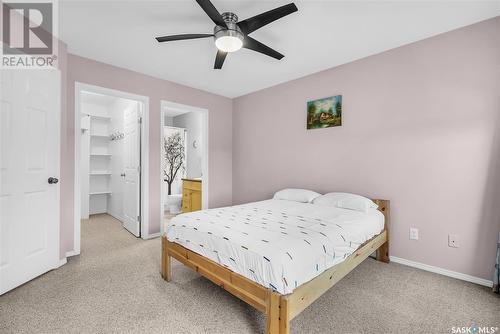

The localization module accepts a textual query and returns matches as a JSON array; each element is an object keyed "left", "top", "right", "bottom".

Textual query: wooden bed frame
[{"left": 161, "top": 199, "right": 390, "bottom": 334}]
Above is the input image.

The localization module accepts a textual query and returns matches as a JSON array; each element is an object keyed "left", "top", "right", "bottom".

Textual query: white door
[
  {"left": 0, "top": 70, "right": 60, "bottom": 295},
  {"left": 122, "top": 102, "right": 141, "bottom": 237}
]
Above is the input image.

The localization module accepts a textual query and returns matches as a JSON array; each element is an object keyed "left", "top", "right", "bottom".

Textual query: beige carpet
[{"left": 1, "top": 214, "right": 498, "bottom": 333}]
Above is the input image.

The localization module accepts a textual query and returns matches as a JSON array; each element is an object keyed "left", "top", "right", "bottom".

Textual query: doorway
[
  {"left": 73, "top": 83, "right": 150, "bottom": 256},
  {"left": 160, "top": 101, "right": 208, "bottom": 232}
]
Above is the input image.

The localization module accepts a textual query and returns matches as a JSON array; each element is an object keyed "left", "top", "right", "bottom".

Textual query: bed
[{"left": 161, "top": 197, "right": 390, "bottom": 334}]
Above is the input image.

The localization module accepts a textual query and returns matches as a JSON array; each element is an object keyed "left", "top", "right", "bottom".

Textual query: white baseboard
[
  {"left": 143, "top": 232, "right": 161, "bottom": 240},
  {"left": 56, "top": 258, "right": 67, "bottom": 268},
  {"left": 390, "top": 256, "right": 493, "bottom": 288},
  {"left": 65, "top": 250, "right": 80, "bottom": 257},
  {"left": 107, "top": 211, "right": 125, "bottom": 224}
]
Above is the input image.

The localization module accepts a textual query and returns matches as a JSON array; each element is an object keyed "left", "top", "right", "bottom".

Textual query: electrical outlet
[
  {"left": 409, "top": 228, "right": 419, "bottom": 240},
  {"left": 448, "top": 234, "right": 459, "bottom": 248}
]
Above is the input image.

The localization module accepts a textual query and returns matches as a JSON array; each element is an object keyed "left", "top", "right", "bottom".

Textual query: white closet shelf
[
  {"left": 90, "top": 171, "right": 112, "bottom": 175},
  {"left": 89, "top": 191, "right": 112, "bottom": 195},
  {"left": 89, "top": 115, "right": 111, "bottom": 121},
  {"left": 90, "top": 134, "right": 110, "bottom": 138},
  {"left": 90, "top": 153, "right": 112, "bottom": 156}
]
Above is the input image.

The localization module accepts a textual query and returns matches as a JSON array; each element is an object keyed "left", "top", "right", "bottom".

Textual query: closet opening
[{"left": 72, "top": 83, "right": 150, "bottom": 257}]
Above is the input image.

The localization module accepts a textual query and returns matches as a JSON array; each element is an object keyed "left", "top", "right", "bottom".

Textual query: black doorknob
[{"left": 48, "top": 177, "right": 59, "bottom": 184}]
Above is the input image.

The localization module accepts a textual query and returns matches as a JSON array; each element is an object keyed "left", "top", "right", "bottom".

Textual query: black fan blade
[
  {"left": 243, "top": 36, "right": 284, "bottom": 60},
  {"left": 156, "top": 34, "right": 213, "bottom": 42},
  {"left": 237, "top": 3, "right": 298, "bottom": 34},
  {"left": 195, "top": 0, "right": 227, "bottom": 28},
  {"left": 214, "top": 50, "right": 227, "bottom": 69}
]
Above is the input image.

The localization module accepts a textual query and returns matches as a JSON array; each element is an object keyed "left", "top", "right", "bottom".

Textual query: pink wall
[
  {"left": 62, "top": 54, "right": 232, "bottom": 255},
  {"left": 232, "top": 17, "right": 500, "bottom": 280}
]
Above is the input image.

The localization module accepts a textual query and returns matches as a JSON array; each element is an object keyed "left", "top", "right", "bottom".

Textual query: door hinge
[
  {"left": 137, "top": 215, "right": 141, "bottom": 223},
  {"left": 138, "top": 117, "right": 142, "bottom": 124}
]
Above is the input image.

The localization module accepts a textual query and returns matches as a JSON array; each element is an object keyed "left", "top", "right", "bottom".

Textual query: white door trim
[
  {"left": 72, "top": 82, "right": 150, "bottom": 256},
  {"left": 160, "top": 100, "right": 209, "bottom": 235}
]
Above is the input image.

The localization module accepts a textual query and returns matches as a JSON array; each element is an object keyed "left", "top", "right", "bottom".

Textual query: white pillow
[
  {"left": 273, "top": 188, "right": 321, "bottom": 203},
  {"left": 312, "top": 192, "right": 378, "bottom": 212}
]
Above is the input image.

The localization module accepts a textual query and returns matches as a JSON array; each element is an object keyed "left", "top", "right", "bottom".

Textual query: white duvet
[{"left": 165, "top": 199, "right": 384, "bottom": 294}]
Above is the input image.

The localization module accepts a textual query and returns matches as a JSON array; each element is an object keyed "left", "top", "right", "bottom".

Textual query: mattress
[{"left": 165, "top": 199, "right": 384, "bottom": 294}]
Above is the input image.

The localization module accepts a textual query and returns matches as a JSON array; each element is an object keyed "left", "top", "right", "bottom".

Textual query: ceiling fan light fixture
[
  {"left": 214, "top": 12, "right": 243, "bottom": 52},
  {"left": 154, "top": 1, "right": 299, "bottom": 68},
  {"left": 215, "top": 35, "right": 243, "bottom": 52}
]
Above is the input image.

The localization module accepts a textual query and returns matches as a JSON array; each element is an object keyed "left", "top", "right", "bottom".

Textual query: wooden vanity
[{"left": 182, "top": 179, "right": 202, "bottom": 213}]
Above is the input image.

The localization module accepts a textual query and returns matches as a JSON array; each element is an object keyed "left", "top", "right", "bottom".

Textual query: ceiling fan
[{"left": 155, "top": 0, "right": 298, "bottom": 69}]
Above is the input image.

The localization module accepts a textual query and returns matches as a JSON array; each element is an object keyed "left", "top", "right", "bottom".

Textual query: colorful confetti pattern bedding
[{"left": 165, "top": 199, "right": 384, "bottom": 294}]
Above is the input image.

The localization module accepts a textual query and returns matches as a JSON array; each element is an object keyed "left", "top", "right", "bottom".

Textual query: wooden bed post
[
  {"left": 279, "top": 296, "right": 290, "bottom": 334},
  {"left": 266, "top": 292, "right": 290, "bottom": 334},
  {"left": 374, "top": 200, "right": 390, "bottom": 263},
  {"left": 161, "top": 237, "right": 172, "bottom": 281},
  {"left": 266, "top": 291, "right": 280, "bottom": 334}
]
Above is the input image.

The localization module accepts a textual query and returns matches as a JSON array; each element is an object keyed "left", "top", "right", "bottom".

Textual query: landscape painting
[{"left": 307, "top": 95, "right": 342, "bottom": 129}]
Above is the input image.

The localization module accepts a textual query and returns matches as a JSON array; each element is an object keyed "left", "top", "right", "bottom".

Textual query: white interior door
[
  {"left": 0, "top": 70, "right": 60, "bottom": 295},
  {"left": 122, "top": 102, "right": 140, "bottom": 237}
]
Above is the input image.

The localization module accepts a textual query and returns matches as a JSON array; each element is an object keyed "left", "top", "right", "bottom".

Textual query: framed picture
[{"left": 307, "top": 95, "right": 342, "bottom": 129}]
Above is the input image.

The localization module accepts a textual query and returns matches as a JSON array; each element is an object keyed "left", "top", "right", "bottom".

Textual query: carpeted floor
[{"left": 1, "top": 214, "right": 498, "bottom": 333}]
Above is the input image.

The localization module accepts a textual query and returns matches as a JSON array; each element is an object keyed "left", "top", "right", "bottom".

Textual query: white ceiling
[{"left": 60, "top": 1, "right": 500, "bottom": 98}]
